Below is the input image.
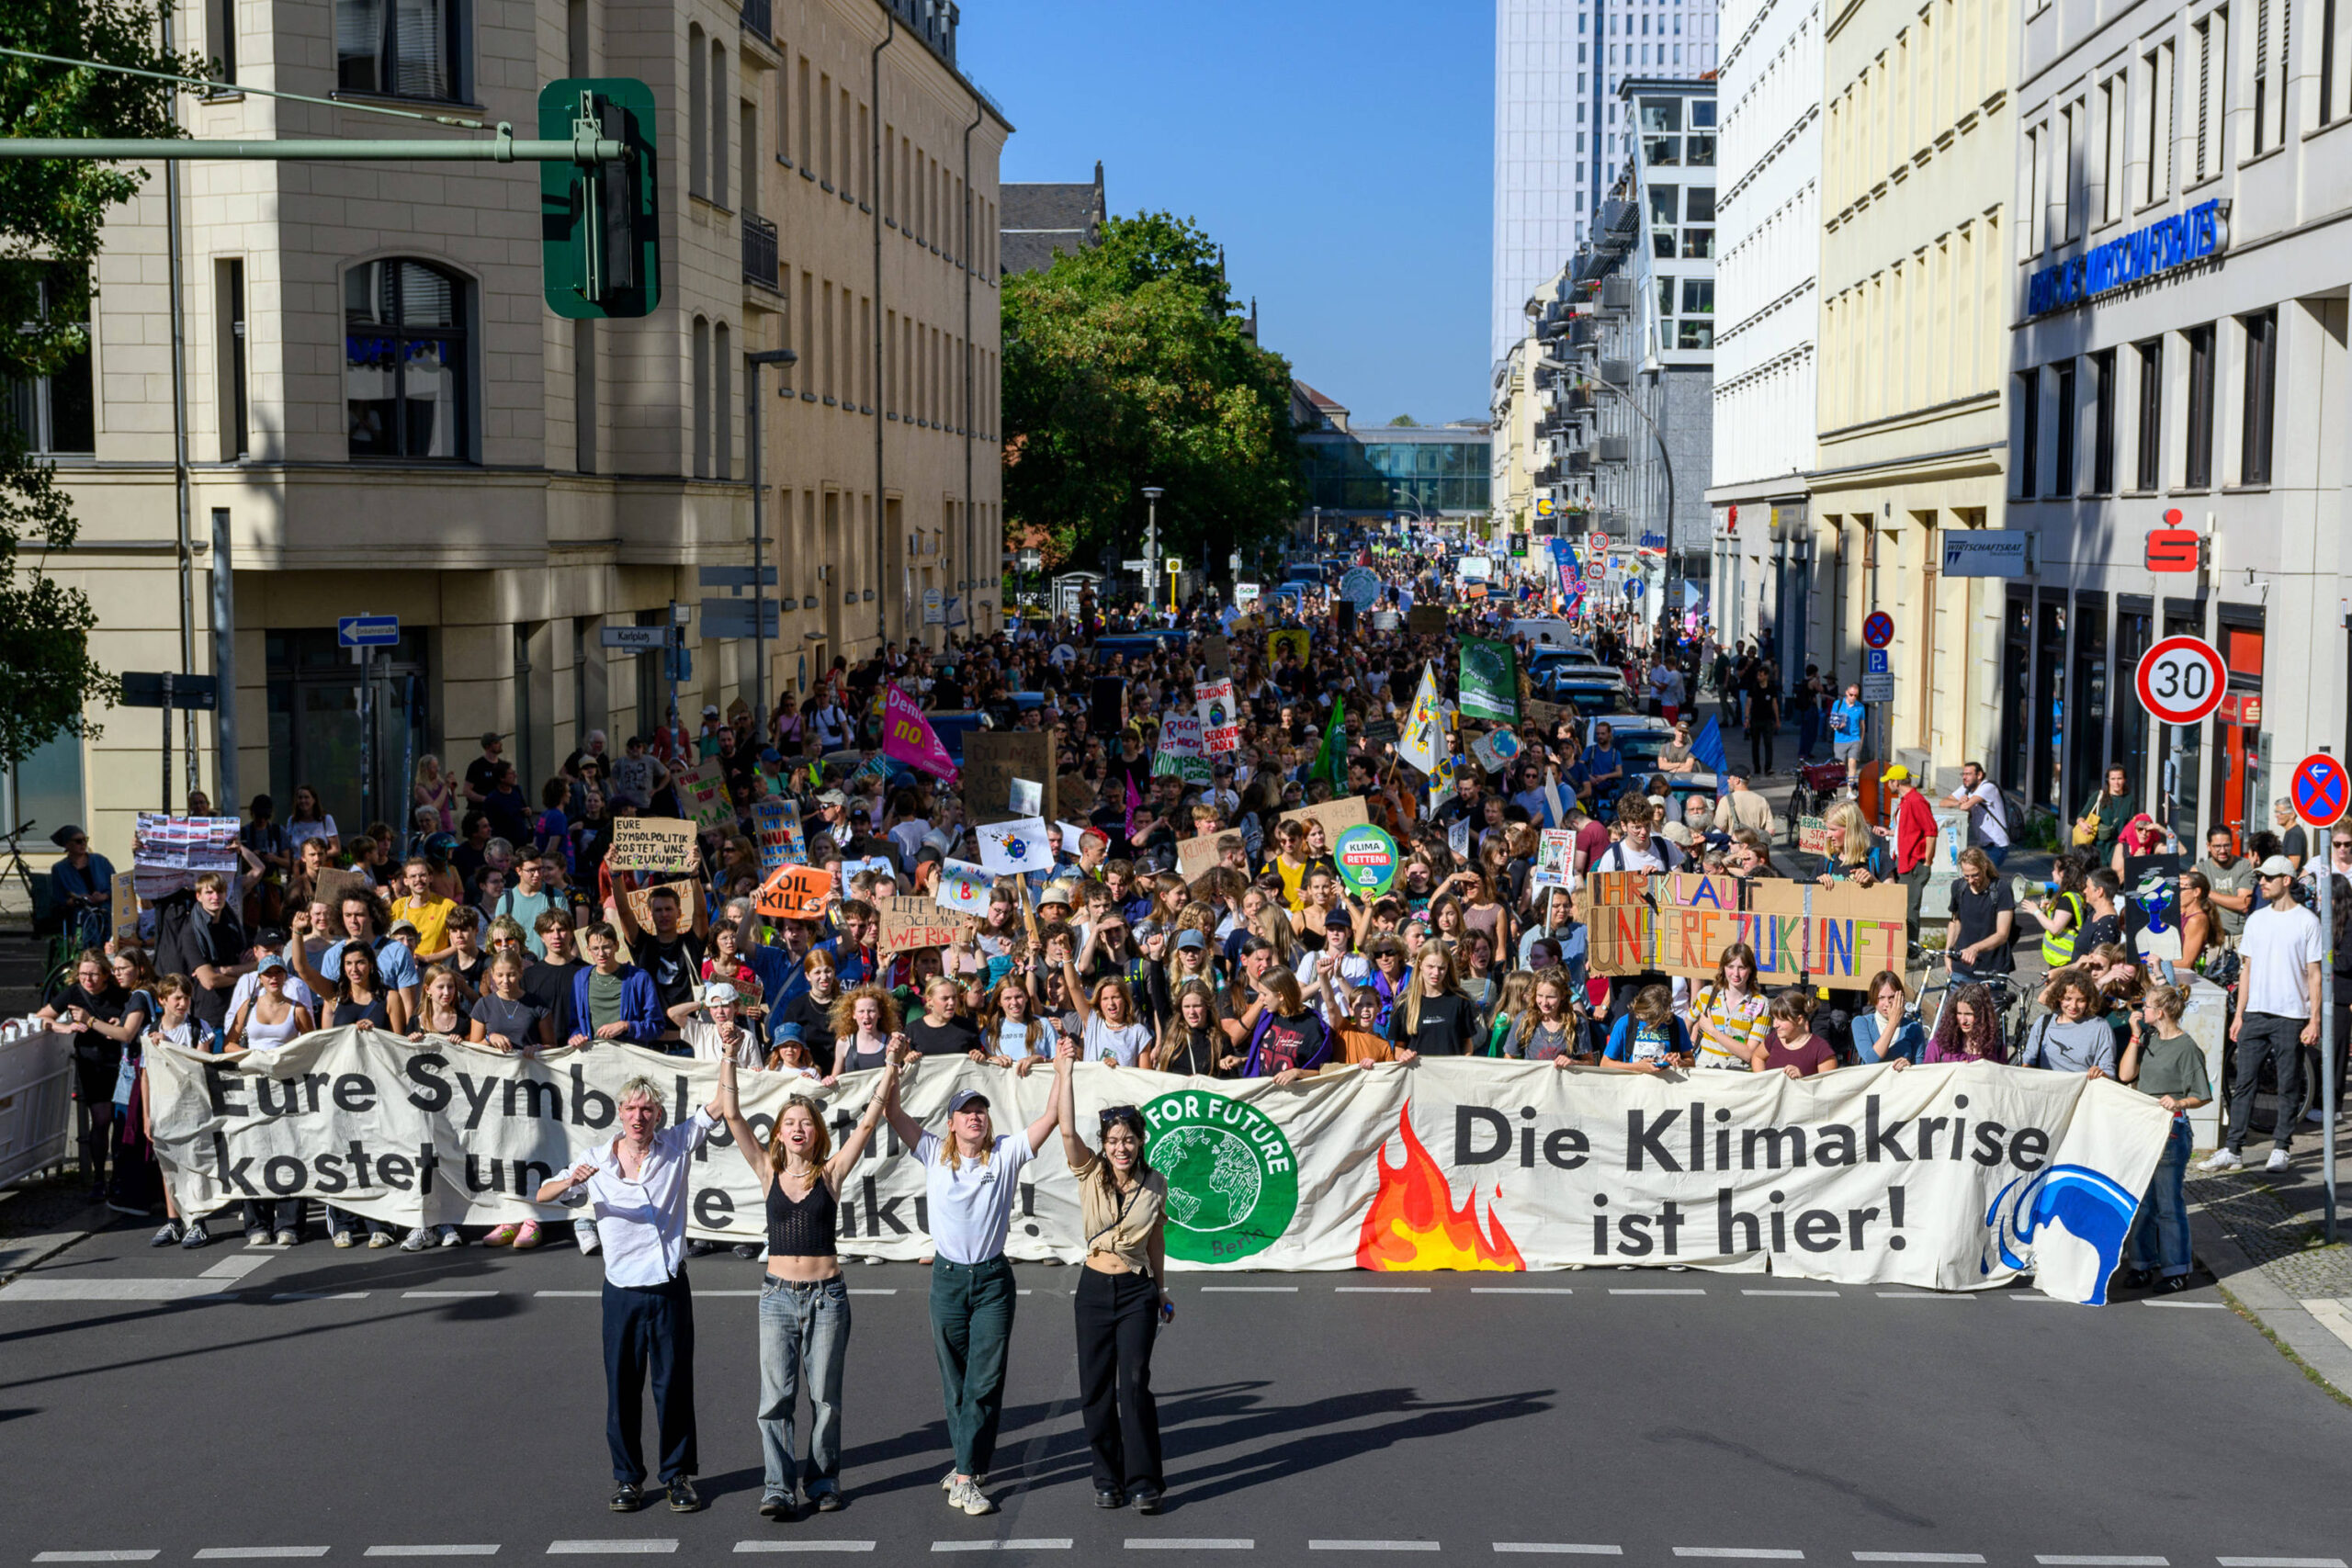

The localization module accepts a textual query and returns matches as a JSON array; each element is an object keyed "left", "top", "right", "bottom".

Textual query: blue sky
[{"left": 960, "top": 2, "right": 1495, "bottom": 427}]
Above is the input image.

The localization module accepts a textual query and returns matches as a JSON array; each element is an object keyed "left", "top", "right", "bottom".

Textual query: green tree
[
  {"left": 0, "top": 3, "right": 192, "bottom": 769},
  {"left": 1001, "top": 211, "right": 1302, "bottom": 582},
  {"left": 1385, "top": 414, "right": 1417, "bottom": 426}
]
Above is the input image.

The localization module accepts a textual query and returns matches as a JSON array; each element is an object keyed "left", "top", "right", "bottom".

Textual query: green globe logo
[{"left": 1140, "top": 1089, "right": 1300, "bottom": 1265}]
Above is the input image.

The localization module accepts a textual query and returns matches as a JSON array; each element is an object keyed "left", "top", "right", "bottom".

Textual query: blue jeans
[
  {"left": 2128, "top": 1116, "right": 2193, "bottom": 1278},
  {"left": 757, "top": 1274, "right": 851, "bottom": 1500},
  {"left": 1984, "top": 843, "right": 2010, "bottom": 869}
]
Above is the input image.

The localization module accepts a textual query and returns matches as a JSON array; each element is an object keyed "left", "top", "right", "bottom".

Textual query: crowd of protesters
[{"left": 28, "top": 535, "right": 2347, "bottom": 1314}]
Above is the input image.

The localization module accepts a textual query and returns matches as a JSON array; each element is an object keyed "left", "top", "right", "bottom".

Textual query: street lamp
[
  {"left": 744, "top": 346, "right": 797, "bottom": 719},
  {"left": 1141, "top": 485, "right": 1166, "bottom": 612}
]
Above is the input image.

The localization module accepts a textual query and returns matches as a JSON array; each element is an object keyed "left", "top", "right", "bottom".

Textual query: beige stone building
[
  {"left": 24, "top": 0, "right": 1006, "bottom": 864},
  {"left": 1807, "top": 0, "right": 2012, "bottom": 780}
]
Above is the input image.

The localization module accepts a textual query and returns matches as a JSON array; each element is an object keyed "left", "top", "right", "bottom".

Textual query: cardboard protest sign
[
  {"left": 1176, "top": 829, "right": 1245, "bottom": 882},
  {"left": 675, "top": 761, "right": 735, "bottom": 831},
  {"left": 1277, "top": 795, "right": 1370, "bottom": 848},
  {"left": 964, "top": 730, "right": 1056, "bottom": 827},
  {"left": 1201, "top": 635, "right": 1231, "bottom": 676},
  {"left": 1584, "top": 872, "right": 1656, "bottom": 976},
  {"left": 112, "top": 871, "right": 140, "bottom": 942},
  {"left": 1193, "top": 677, "right": 1241, "bottom": 754},
  {"left": 1153, "top": 715, "right": 1212, "bottom": 784},
  {"left": 1267, "top": 628, "right": 1310, "bottom": 667},
  {"left": 1408, "top": 606, "right": 1447, "bottom": 634},
  {"left": 1796, "top": 880, "right": 1908, "bottom": 985},
  {"left": 878, "top": 894, "right": 963, "bottom": 957},
  {"left": 753, "top": 798, "right": 806, "bottom": 871},
  {"left": 754, "top": 863, "right": 834, "bottom": 921},
  {"left": 607, "top": 816, "right": 696, "bottom": 873},
  {"left": 310, "top": 866, "right": 376, "bottom": 919},
  {"left": 1523, "top": 698, "right": 1568, "bottom": 734},
  {"left": 623, "top": 877, "right": 706, "bottom": 935},
  {"left": 935, "top": 859, "right": 996, "bottom": 916},
  {"left": 1650, "top": 873, "right": 1751, "bottom": 979},
  {"left": 1796, "top": 816, "right": 1835, "bottom": 858}
]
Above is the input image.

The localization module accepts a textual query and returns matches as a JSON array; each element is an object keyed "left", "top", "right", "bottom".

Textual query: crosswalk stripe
[
  {"left": 363, "top": 1550, "right": 500, "bottom": 1557},
  {"left": 33, "top": 1554, "right": 159, "bottom": 1562},
  {"left": 194, "top": 1551, "right": 331, "bottom": 1560}
]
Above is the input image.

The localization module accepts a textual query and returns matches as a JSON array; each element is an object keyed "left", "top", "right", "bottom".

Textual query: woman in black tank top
[{"left": 715, "top": 1051, "right": 899, "bottom": 1520}]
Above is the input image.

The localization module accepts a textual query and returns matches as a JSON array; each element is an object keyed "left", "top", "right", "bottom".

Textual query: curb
[
  {"left": 0, "top": 1225, "right": 96, "bottom": 1287},
  {"left": 2187, "top": 1194, "right": 2352, "bottom": 1401}
]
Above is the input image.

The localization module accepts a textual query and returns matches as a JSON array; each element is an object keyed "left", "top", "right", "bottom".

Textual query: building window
[
  {"left": 335, "top": 0, "right": 463, "bottom": 101},
  {"left": 6, "top": 262, "right": 96, "bottom": 457},
  {"left": 713, "top": 321, "right": 731, "bottom": 479},
  {"left": 2193, "top": 15, "right": 2226, "bottom": 181},
  {"left": 209, "top": 0, "right": 239, "bottom": 84},
  {"left": 709, "top": 40, "right": 728, "bottom": 209},
  {"left": 2240, "top": 309, "right": 2276, "bottom": 484},
  {"left": 1648, "top": 185, "right": 1678, "bottom": 256},
  {"left": 343, "top": 257, "right": 469, "bottom": 460},
  {"left": 215, "top": 258, "right": 248, "bottom": 461},
  {"left": 688, "top": 27, "right": 706, "bottom": 197},
  {"left": 2015, "top": 368, "right": 2041, "bottom": 496},
  {"left": 2183, "top": 321, "right": 2216, "bottom": 488},
  {"left": 1680, "top": 278, "right": 1713, "bottom": 315},
  {"left": 2, "top": 728, "right": 85, "bottom": 844},
  {"left": 2090, "top": 347, "right": 2117, "bottom": 493},
  {"left": 2143, "top": 45, "right": 2175, "bottom": 204},
  {"left": 2050, "top": 360, "right": 2075, "bottom": 497},
  {"left": 692, "top": 315, "right": 710, "bottom": 479},
  {"left": 1676, "top": 320, "right": 1713, "bottom": 349},
  {"left": 2133, "top": 337, "right": 2163, "bottom": 490}
]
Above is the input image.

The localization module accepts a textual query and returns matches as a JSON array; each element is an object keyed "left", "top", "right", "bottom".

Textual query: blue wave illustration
[{"left": 1981, "top": 1165, "right": 2139, "bottom": 1304}]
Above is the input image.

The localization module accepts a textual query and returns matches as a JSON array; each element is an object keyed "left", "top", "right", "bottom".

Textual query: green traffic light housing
[{"left": 539, "top": 78, "right": 659, "bottom": 319}]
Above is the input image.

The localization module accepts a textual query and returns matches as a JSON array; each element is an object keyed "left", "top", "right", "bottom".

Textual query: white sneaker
[
  {"left": 2266, "top": 1148, "right": 2292, "bottom": 1173},
  {"left": 956, "top": 1479, "right": 996, "bottom": 1517},
  {"left": 2197, "top": 1149, "right": 2244, "bottom": 1172},
  {"left": 579, "top": 1228, "right": 602, "bottom": 1256}
]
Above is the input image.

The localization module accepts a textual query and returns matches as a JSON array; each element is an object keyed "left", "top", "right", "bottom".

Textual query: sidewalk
[{"left": 2186, "top": 1134, "right": 2352, "bottom": 1400}]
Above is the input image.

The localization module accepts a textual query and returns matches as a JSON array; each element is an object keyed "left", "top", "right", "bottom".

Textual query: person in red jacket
[{"left": 1878, "top": 764, "right": 1940, "bottom": 942}]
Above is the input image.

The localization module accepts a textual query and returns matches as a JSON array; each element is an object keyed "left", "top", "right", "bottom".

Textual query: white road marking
[
  {"left": 1853, "top": 1555, "right": 1986, "bottom": 1562},
  {"left": 194, "top": 1551, "right": 331, "bottom": 1560},
  {"left": 2143, "top": 1301, "right": 2225, "bottom": 1310},
  {"left": 34, "top": 1554, "right": 160, "bottom": 1562},
  {"left": 730, "top": 1544, "right": 876, "bottom": 1553},
  {"left": 403, "top": 1291, "right": 499, "bottom": 1299},
  {"left": 2007, "top": 1295, "right": 2075, "bottom": 1304},
  {"left": 1308, "top": 1545, "right": 1441, "bottom": 1553},
  {"left": 1743, "top": 1290, "right": 1839, "bottom": 1297},
  {"left": 1673, "top": 1551, "right": 1804, "bottom": 1560},
  {"left": 1, "top": 1280, "right": 234, "bottom": 1302},
  {"left": 693, "top": 1291, "right": 759, "bottom": 1297},
  {"left": 1199, "top": 1286, "right": 1296, "bottom": 1293},
  {"left": 2298, "top": 1300, "right": 2352, "bottom": 1353},
  {"left": 928, "top": 1542, "right": 1072, "bottom": 1552},
  {"left": 546, "top": 1544, "right": 679, "bottom": 1555},
  {"left": 1494, "top": 1545, "right": 1625, "bottom": 1554},
  {"left": 272, "top": 1292, "right": 369, "bottom": 1302},
  {"left": 846, "top": 1289, "right": 898, "bottom": 1295},
  {"left": 364, "top": 1550, "right": 501, "bottom": 1557},
  {"left": 1124, "top": 1542, "right": 1255, "bottom": 1551},
  {"left": 2216, "top": 1560, "right": 2345, "bottom": 1566},
  {"left": 1472, "top": 1288, "right": 1576, "bottom": 1294},
  {"left": 1611, "top": 1288, "right": 1705, "bottom": 1296},
  {"left": 1874, "top": 1293, "right": 1973, "bottom": 1302},
  {"left": 2034, "top": 1557, "right": 2168, "bottom": 1564},
  {"left": 535, "top": 1291, "right": 601, "bottom": 1298},
  {"left": 1336, "top": 1286, "right": 1430, "bottom": 1293},
  {"left": 198, "top": 1255, "right": 276, "bottom": 1280}
]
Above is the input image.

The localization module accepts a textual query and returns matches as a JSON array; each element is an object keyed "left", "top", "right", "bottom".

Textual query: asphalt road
[{"left": 4, "top": 1226, "right": 2347, "bottom": 1565}]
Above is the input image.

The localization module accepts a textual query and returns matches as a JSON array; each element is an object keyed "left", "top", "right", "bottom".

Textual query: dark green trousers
[{"left": 930, "top": 1256, "right": 1016, "bottom": 1475}]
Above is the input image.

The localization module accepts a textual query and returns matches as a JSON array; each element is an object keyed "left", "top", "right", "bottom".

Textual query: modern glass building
[{"left": 1297, "top": 425, "right": 1494, "bottom": 518}]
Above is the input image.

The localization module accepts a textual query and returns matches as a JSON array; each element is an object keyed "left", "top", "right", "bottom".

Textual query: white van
[{"left": 1510, "top": 617, "right": 1588, "bottom": 650}]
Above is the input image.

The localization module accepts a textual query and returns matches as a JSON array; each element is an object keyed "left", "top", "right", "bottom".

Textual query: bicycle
[{"left": 1916, "top": 956, "right": 2028, "bottom": 1062}]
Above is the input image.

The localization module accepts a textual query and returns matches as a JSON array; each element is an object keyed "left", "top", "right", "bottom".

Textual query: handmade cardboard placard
[
  {"left": 1176, "top": 829, "right": 1246, "bottom": 882},
  {"left": 1584, "top": 871, "right": 1655, "bottom": 976},
  {"left": 1276, "top": 795, "right": 1369, "bottom": 848},
  {"left": 878, "top": 894, "right": 963, "bottom": 957},
  {"left": 753, "top": 863, "right": 834, "bottom": 922},
  {"left": 1650, "top": 872, "right": 1751, "bottom": 979},
  {"left": 623, "top": 877, "right": 706, "bottom": 934},
  {"left": 111, "top": 871, "right": 140, "bottom": 942},
  {"left": 1796, "top": 816, "right": 1835, "bottom": 857},
  {"left": 753, "top": 798, "right": 806, "bottom": 871},
  {"left": 1201, "top": 635, "right": 1232, "bottom": 676},
  {"left": 311, "top": 866, "right": 375, "bottom": 918},
  {"left": 607, "top": 816, "right": 696, "bottom": 873},
  {"left": 675, "top": 761, "right": 735, "bottom": 831},
  {"left": 964, "top": 730, "right": 1056, "bottom": 828},
  {"left": 1408, "top": 606, "right": 1448, "bottom": 634}
]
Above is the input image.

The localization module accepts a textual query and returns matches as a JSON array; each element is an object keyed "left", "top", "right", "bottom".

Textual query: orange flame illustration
[{"left": 1354, "top": 1105, "right": 1525, "bottom": 1271}]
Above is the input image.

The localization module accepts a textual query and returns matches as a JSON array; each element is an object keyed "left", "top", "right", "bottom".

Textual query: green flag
[
  {"left": 1311, "top": 695, "right": 1348, "bottom": 792},
  {"left": 1457, "top": 636, "right": 1519, "bottom": 723}
]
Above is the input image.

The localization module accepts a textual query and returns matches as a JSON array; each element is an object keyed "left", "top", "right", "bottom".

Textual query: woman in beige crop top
[{"left": 1052, "top": 1042, "right": 1170, "bottom": 1514}]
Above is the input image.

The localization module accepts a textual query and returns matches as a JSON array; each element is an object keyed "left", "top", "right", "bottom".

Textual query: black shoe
[
  {"left": 667, "top": 1477, "right": 703, "bottom": 1513},
  {"left": 733, "top": 1243, "right": 763, "bottom": 1260},
  {"left": 1094, "top": 1485, "right": 1126, "bottom": 1509},
  {"left": 758, "top": 1492, "right": 797, "bottom": 1521},
  {"left": 2157, "top": 1274, "right": 2196, "bottom": 1294},
  {"left": 811, "top": 1490, "right": 844, "bottom": 1514},
  {"left": 609, "top": 1483, "right": 645, "bottom": 1513},
  {"left": 1132, "top": 1486, "right": 1163, "bottom": 1516},
  {"left": 685, "top": 1239, "right": 720, "bottom": 1257},
  {"left": 2120, "top": 1268, "right": 2153, "bottom": 1290}
]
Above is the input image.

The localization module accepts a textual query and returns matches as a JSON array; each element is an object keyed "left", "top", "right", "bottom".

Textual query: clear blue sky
[{"left": 959, "top": 2, "right": 1495, "bottom": 428}]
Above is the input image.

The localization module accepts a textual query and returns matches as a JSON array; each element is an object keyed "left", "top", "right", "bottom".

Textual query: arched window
[
  {"left": 713, "top": 321, "right": 731, "bottom": 479},
  {"left": 344, "top": 257, "right": 468, "bottom": 459},
  {"left": 688, "top": 25, "right": 707, "bottom": 197},
  {"left": 692, "top": 314, "right": 710, "bottom": 479}
]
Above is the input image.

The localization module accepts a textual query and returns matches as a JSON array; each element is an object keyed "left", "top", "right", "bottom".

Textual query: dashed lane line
[
  {"left": 1852, "top": 1555, "right": 1986, "bottom": 1562},
  {"left": 2215, "top": 1560, "right": 2346, "bottom": 1566},
  {"left": 1471, "top": 1288, "right": 1576, "bottom": 1294},
  {"left": 545, "top": 1545, "right": 678, "bottom": 1556},
  {"left": 729, "top": 1545, "right": 876, "bottom": 1554},
  {"left": 1335, "top": 1287, "right": 1430, "bottom": 1294},
  {"left": 1124, "top": 1544, "right": 1255, "bottom": 1552},
  {"left": 535, "top": 1292, "right": 601, "bottom": 1298},
  {"left": 1, "top": 1280, "right": 234, "bottom": 1302},
  {"left": 1198, "top": 1286, "right": 1296, "bottom": 1293},
  {"left": 33, "top": 1555, "right": 160, "bottom": 1562},
  {"left": 1493, "top": 1546, "right": 1624, "bottom": 1554},
  {"left": 198, "top": 1254, "right": 276, "bottom": 1280},
  {"left": 401, "top": 1291, "right": 499, "bottom": 1300},
  {"left": 1875, "top": 1293, "right": 1973, "bottom": 1302},
  {"left": 193, "top": 1551, "right": 331, "bottom": 1560},
  {"left": 1308, "top": 1545, "right": 1441, "bottom": 1553},
  {"left": 928, "top": 1542, "right": 1072, "bottom": 1552},
  {"left": 363, "top": 1551, "right": 501, "bottom": 1558},
  {"left": 1743, "top": 1290, "right": 1839, "bottom": 1297},
  {"left": 1611, "top": 1289, "right": 1705, "bottom": 1296},
  {"left": 2035, "top": 1557, "right": 2168, "bottom": 1564},
  {"left": 1673, "top": 1551, "right": 1804, "bottom": 1560},
  {"left": 272, "top": 1292, "right": 369, "bottom": 1302},
  {"left": 2143, "top": 1300, "right": 2227, "bottom": 1310}
]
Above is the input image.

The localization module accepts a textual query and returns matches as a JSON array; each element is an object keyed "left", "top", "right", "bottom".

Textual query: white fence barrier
[{"left": 0, "top": 1022, "right": 72, "bottom": 1188}]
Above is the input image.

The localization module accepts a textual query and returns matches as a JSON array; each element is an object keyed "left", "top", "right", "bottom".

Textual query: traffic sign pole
[{"left": 2296, "top": 747, "right": 2346, "bottom": 1244}]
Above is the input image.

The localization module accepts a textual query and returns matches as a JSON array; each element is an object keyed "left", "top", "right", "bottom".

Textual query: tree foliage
[
  {"left": 0, "top": 3, "right": 194, "bottom": 769},
  {"left": 1001, "top": 212, "right": 1303, "bottom": 580}
]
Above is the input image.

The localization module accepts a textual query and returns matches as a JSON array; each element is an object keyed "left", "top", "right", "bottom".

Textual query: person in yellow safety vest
[{"left": 2035, "top": 854, "right": 2090, "bottom": 968}]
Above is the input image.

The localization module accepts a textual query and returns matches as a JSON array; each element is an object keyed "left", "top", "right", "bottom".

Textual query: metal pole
[
  {"left": 2322, "top": 748, "right": 2339, "bottom": 1244},
  {"left": 161, "top": 2, "right": 196, "bottom": 801},
  {"left": 0, "top": 134, "right": 624, "bottom": 162},
  {"left": 751, "top": 361, "right": 765, "bottom": 725},
  {"left": 160, "top": 672, "right": 173, "bottom": 814},
  {"left": 210, "top": 508, "right": 237, "bottom": 812},
  {"left": 869, "top": 14, "right": 896, "bottom": 659},
  {"left": 666, "top": 598, "right": 680, "bottom": 753}
]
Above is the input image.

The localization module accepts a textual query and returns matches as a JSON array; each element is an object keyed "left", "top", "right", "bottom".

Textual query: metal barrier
[{"left": 0, "top": 1021, "right": 72, "bottom": 1188}]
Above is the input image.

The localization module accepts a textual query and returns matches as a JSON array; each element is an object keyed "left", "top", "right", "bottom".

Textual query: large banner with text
[{"left": 146, "top": 1032, "right": 2171, "bottom": 1303}]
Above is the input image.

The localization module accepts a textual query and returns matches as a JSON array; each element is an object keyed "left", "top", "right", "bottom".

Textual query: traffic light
[{"left": 540, "top": 78, "right": 659, "bottom": 319}]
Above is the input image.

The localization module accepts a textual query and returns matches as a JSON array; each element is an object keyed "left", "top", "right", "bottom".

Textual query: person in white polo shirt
[
  {"left": 879, "top": 1055, "right": 1060, "bottom": 1518},
  {"left": 538, "top": 1074, "right": 726, "bottom": 1514},
  {"left": 2200, "top": 855, "right": 2324, "bottom": 1174}
]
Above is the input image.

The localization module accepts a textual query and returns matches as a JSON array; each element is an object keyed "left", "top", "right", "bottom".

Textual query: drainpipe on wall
[
  {"left": 870, "top": 13, "right": 895, "bottom": 653},
  {"left": 961, "top": 96, "right": 982, "bottom": 645}
]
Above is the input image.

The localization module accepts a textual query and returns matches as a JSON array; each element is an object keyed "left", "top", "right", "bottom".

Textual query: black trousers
[
  {"left": 603, "top": 1269, "right": 697, "bottom": 1484},
  {"left": 1748, "top": 724, "right": 1776, "bottom": 775},
  {"left": 1074, "top": 1267, "right": 1162, "bottom": 1493}
]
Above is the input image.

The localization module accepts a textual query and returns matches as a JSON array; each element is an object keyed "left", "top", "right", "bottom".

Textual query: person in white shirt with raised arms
[{"left": 539, "top": 1073, "right": 728, "bottom": 1515}]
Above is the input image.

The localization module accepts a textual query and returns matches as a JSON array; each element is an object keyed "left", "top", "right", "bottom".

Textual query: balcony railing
[
  {"left": 742, "top": 213, "right": 778, "bottom": 290},
  {"left": 740, "top": 0, "right": 773, "bottom": 39}
]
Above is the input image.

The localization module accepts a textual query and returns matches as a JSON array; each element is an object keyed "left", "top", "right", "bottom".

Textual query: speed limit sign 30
[{"left": 2135, "top": 635, "right": 2227, "bottom": 725}]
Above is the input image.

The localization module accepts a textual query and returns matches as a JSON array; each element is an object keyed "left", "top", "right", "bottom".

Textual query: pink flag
[
  {"left": 1124, "top": 771, "right": 1142, "bottom": 840},
  {"left": 881, "top": 685, "right": 960, "bottom": 784}
]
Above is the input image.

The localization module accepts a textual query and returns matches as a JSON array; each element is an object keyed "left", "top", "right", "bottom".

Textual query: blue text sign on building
[
  {"left": 337, "top": 614, "right": 400, "bottom": 649},
  {"left": 2027, "top": 199, "right": 2225, "bottom": 316}
]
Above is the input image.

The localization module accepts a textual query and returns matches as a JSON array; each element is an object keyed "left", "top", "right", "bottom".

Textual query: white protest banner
[
  {"left": 1153, "top": 715, "right": 1213, "bottom": 784},
  {"left": 839, "top": 855, "right": 898, "bottom": 886},
  {"left": 977, "top": 817, "right": 1054, "bottom": 874},
  {"left": 1009, "top": 777, "right": 1043, "bottom": 817},
  {"left": 148, "top": 1037, "right": 2171, "bottom": 1301},
  {"left": 1533, "top": 829, "right": 1576, "bottom": 889},
  {"left": 606, "top": 816, "right": 696, "bottom": 873},
  {"left": 132, "top": 814, "right": 242, "bottom": 897},
  {"left": 753, "top": 798, "right": 807, "bottom": 871},
  {"left": 1194, "top": 677, "right": 1240, "bottom": 754},
  {"left": 935, "top": 859, "right": 996, "bottom": 915},
  {"left": 1055, "top": 820, "right": 1092, "bottom": 857}
]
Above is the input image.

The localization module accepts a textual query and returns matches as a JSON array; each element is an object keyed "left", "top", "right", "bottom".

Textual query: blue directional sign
[
  {"left": 1865, "top": 649, "right": 1890, "bottom": 674},
  {"left": 338, "top": 614, "right": 400, "bottom": 649},
  {"left": 1624, "top": 578, "right": 1645, "bottom": 598},
  {"left": 2292, "top": 752, "right": 2349, "bottom": 829}
]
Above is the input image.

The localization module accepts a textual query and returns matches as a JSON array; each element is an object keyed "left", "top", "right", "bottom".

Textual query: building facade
[
  {"left": 1295, "top": 383, "right": 1492, "bottom": 526},
  {"left": 1703, "top": 0, "right": 1821, "bottom": 649},
  {"left": 17, "top": 0, "right": 1006, "bottom": 863},
  {"left": 2006, "top": 0, "right": 2351, "bottom": 845},
  {"left": 1000, "top": 159, "right": 1104, "bottom": 276},
  {"left": 1494, "top": 0, "right": 1722, "bottom": 367},
  {"left": 1803, "top": 0, "right": 2014, "bottom": 777}
]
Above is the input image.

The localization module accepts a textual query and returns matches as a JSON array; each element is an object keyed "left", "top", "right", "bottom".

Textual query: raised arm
[
  {"left": 1026, "top": 1041, "right": 1069, "bottom": 1156},
  {"left": 878, "top": 1040, "right": 926, "bottom": 1149},
  {"left": 826, "top": 1056, "right": 899, "bottom": 1187},
  {"left": 716, "top": 1055, "right": 772, "bottom": 1185},
  {"left": 1054, "top": 1041, "right": 1095, "bottom": 1172}
]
